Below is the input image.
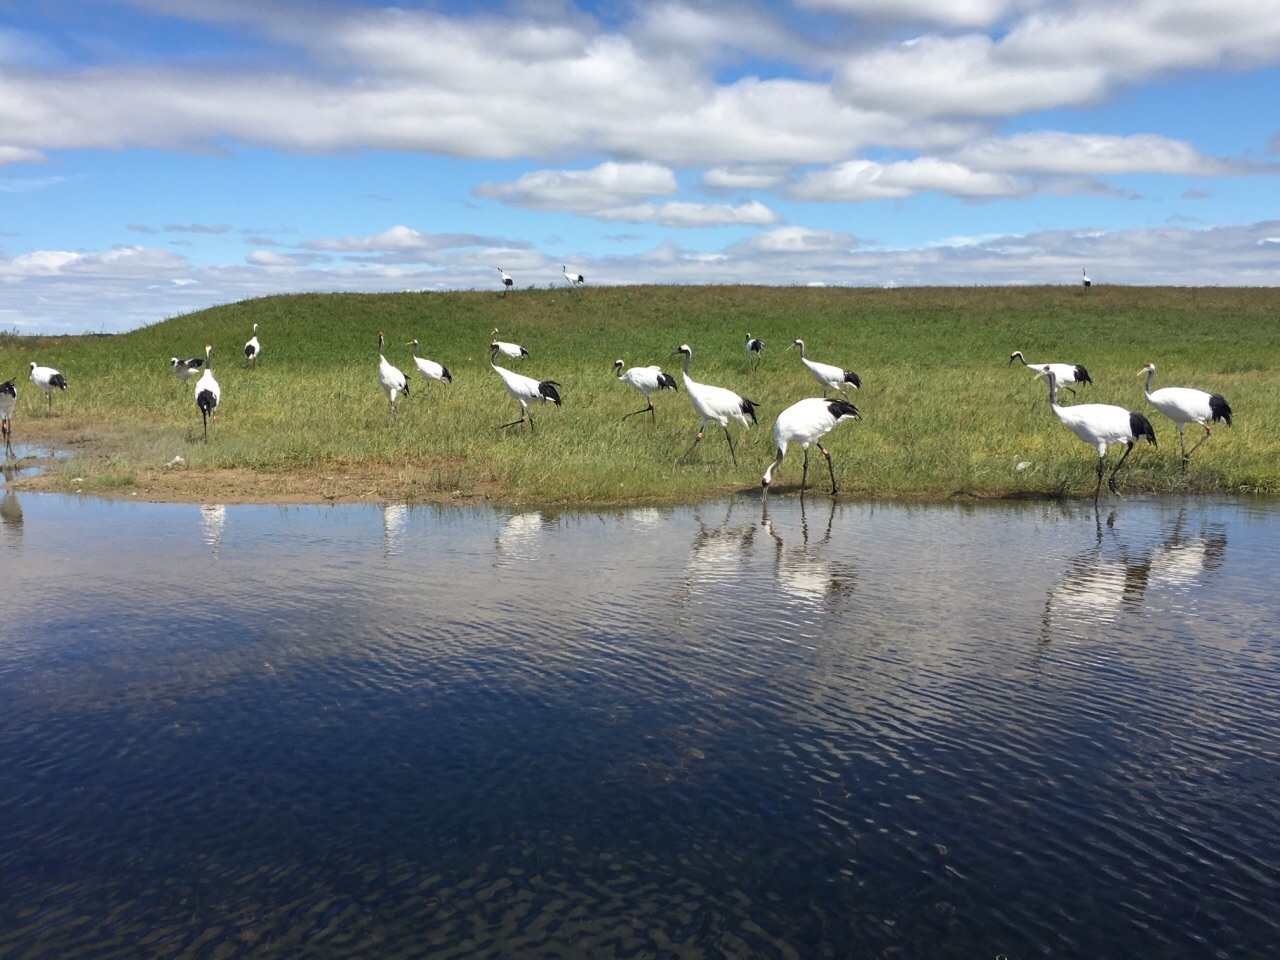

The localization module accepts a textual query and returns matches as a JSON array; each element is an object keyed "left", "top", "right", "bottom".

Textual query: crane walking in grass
[
  {"left": 0, "top": 380, "right": 16, "bottom": 459},
  {"left": 489, "top": 344, "right": 561, "bottom": 432},
  {"left": 407, "top": 339, "right": 452, "bottom": 390},
  {"left": 1043, "top": 367, "right": 1155, "bottom": 502},
  {"left": 563, "top": 265, "right": 585, "bottom": 287},
  {"left": 745, "top": 333, "right": 764, "bottom": 358},
  {"left": 1139, "top": 362, "right": 1231, "bottom": 472},
  {"left": 613, "top": 359, "right": 677, "bottom": 422},
  {"left": 194, "top": 344, "right": 220, "bottom": 441},
  {"left": 490, "top": 328, "right": 529, "bottom": 360},
  {"left": 762, "top": 398, "right": 861, "bottom": 500},
  {"left": 244, "top": 323, "right": 260, "bottom": 366},
  {"left": 28, "top": 361, "right": 67, "bottom": 415},
  {"left": 788, "top": 339, "right": 861, "bottom": 397},
  {"left": 377, "top": 331, "right": 409, "bottom": 416},
  {"left": 170, "top": 355, "right": 204, "bottom": 385},
  {"left": 497, "top": 267, "right": 514, "bottom": 295},
  {"left": 1011, "top": 350, "right": 1091, "bottom": 396},
  {"left": 672, "top": 344, "right": 758, "bottom": 466}
]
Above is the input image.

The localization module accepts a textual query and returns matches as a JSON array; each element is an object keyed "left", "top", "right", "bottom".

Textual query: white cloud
[
  {"left": 789, "top": 158, "right": 1024, "bottom": 201},
  {"left": 727, "top": 226, "right": 857, "bottom": 254},
  {"left": 952, "top": 132, "right": 1258, "bottom": 176},
  {"left": 599, "top": 200, "right": 782, "bottom": 227},
  {"left": 474, "top": 162, "right": 678, "bottom": 213},
  {"left": 0, "top": 146, "right": 45, "bottom": 167},
  {"left": 795, "top": 0, "right": 1017, "bottom": 30},
  {"left": 701, "top": 168, "right": 788, "bottom": 192}
]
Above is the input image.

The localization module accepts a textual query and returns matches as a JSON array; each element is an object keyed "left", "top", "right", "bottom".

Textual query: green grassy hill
[{"left": 4, "top": 284, "right": 1278, "bottom": 503}]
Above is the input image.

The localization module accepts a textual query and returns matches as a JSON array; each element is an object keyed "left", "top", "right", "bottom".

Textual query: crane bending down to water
[
  {"left": 672, "top": 344, "right": 757, "bottom": 466},
  {"left": 1043, "top": 367, "right": 1155, "bottom": 502},
  {"left": 1140, "top": 362, "right": 1231, "bottom": 471},
  {"left": 490, "top": 344, "right": 561, "bottom": 432},
  {"left": 761, "top": 397, "right": 861, "bottom": 500}
]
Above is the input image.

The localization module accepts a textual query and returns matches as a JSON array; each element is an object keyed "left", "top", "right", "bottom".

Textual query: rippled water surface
[{"left": 1, "top": 493, "right": 1277, "bottom": 959}]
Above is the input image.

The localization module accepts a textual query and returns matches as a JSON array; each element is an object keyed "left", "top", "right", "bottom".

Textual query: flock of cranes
[{"left": 2, "top": 276, "right": 1235, "bottom": 503}]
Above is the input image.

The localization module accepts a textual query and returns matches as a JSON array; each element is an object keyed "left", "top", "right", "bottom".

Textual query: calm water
[{"left": 0, "top": 492, "right": 1277, "bottom": 959}]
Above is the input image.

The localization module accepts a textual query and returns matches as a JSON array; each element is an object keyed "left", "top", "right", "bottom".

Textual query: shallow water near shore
[{"left": 1, "top": 493, "right": 1277, "bottom": 958}]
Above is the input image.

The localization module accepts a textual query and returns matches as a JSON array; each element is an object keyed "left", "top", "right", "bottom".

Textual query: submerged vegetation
[{"left": 4, "top": 284, "right": 1278, "bottom": 504}]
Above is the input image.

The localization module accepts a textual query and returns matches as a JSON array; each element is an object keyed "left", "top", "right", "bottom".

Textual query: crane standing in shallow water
[
  {"left": 672, "top": 344, "right": 758, "bottom": 466},
  {"left": 1043, "top": 366, "right": 1155, "bottom": 502},
  {"left": 1139, "top": 362, "right": 1231, "bottom": 471},
  {"left": 761, "top": 397, "right": 861, "bottom": 500},
  {"left": 0, "top": 380, "right": 16, "bottom": 458}
]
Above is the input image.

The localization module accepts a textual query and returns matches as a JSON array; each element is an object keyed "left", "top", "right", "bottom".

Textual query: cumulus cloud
[
  {"left": 474, "top": 163, "right": 678, "bottom": 213},
  {"left": 795, "top": 0, "right": 1016, "bottom": 30},
  {"left": 951, "top": 133, "right": 1260, "bottom": 176},
  {"left": 302, "top": 225, "right": 518, "bottom": 254},
  {"left": 788, "top": 158, "right": 1024, "bottom": 201}
]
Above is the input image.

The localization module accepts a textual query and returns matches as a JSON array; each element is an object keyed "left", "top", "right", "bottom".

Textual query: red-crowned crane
[
  {"left": 170, "top": 355, "right": 204, "bottom": 385},
  {"left": 1012, "top": 350, "right": 1092, "bottom": 396},
  {"left": 491, "top": 328, "right": 528, "bottom": 360},
  {"left": 497, "top": 267, "right": 514, "bottom": 294},
  {"left": 745, "top": 333, "right": 764, "bottom": 358},
  {"left": 28, "top": 361, "right": 67, "bottom": 414},
  {"left": 0, "top": 379, "right": 16, "bottom": 458},
  {"left": 1043, "top": 366, "right": 1155, "bottom": 502},
  {"left": 613, "top": 359, "right": 677, "bottom": 422},
  {"left": 1082, "top": 268, "right": 1091, "bottom": 288},
  {"left": 489, "top": 344, "right": 561, "bottom": 432},
  {"left": 407, "top": 339, "right": 452, "bottom": 389},
  {"left": 761, "top": 397, "right": 861, "bottom": 500},
  {"left": 788, "top": 339, "right": 861, "bottom": 397},
  {"left": 377, "top": 331, "right": 409, "bottom": 416},
  {"left": 672, "top": 343, "right": 758, "bottom": 466},
  {"left": 244, "top": 323, "right": 260, "bottom": 366},
  {"left": 563, "top": 264, "right": 585, "bottom": 286},
  {"left": 194, "top": 344, "right": 220, "bottom": 441},
  {"left": 1140, "top": 362, "right": 1231, "bottom": 471}
]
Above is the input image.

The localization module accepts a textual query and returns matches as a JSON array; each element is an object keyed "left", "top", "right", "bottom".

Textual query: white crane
[
  {"left": 28, "top": 361, "right": 67, "bottom": 414},
  {"left": 672, "top": 343, "right": 758, "bottom": 466},
  {"left": 562, "top": 264, "right": 585, "bottom": 286},
  {"left": 1043, "top": 367, "right": 1155, "bottom": 502},
  {"left": 490, "top": 328, "right": 529, "bottom": 360},
  {"left": 489, "top": 344, "right": 561, "bottom": 432},
  {"left": 761, "top": 397, "right": 861, "bottom": 499},
  {"left": 1011, "top": 350, "right": 1092, "bottom": 396},
  {"left": 613, "top": 359, "right": 677, "bottom": 422},
  {"left": 745, "top": 333, "right": 764, "bottom": 358},
  {"left": 407, "top": 339, "right": 452, "bottom": 389},
  {"left": 170, "top": 355, "right": 204, "bottom": 385},
  {"left": 1140, "top": 362, "right": 1231, "bottom": 471},
  {"left": 0, "top": 379, "right": 16, "bottom": 458},
  {"left": 497, "top": 267, "right": 514, "bottom": 294},
  {"left": 788, "top": 339, "right": 861, "bottom": 397},
  {"left": 1082, "top": 268, "right": 1091, "bottom": 288},
  {"left": 194, "top": 344, "right": 220, "bottom": 440},
  {"left": 244, "top": 323, "right": 260, "bottom": 366},
  {"left": 377, "top": 331, "right": 409, "bottom": 415}
]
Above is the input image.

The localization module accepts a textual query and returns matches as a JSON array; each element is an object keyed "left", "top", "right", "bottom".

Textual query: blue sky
[{"left": 2, "top": 0, "right": 1279, "bottom": 333}]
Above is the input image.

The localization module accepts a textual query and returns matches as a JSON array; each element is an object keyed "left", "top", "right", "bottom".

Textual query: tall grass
[{"left": 6, "top": 285, "right": 1278, "bottom": 502}]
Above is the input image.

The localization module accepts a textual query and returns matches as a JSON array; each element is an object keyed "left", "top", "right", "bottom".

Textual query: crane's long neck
[
  {"left": 1143, "top": 366, "right": 1155, "bottom": 399},
  {"left": 1015, "top": 353, "right": 1033, "bottom": 371},
  {"left": 1045, "top": 372, "right": 1061, "bottom": 413},
  {"left": 681, "top": 351, "right": 692, "bottom": 379}
]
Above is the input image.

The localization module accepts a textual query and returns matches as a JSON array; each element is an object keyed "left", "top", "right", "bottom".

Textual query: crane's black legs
[
  {"left": 1181, "top": 424, "right": 1213, "bottom": 469},
  {"left": 500, "top": 407, "right": 534, "bottom": 432},
  {"left": 722, "top": 425, "right": 738, "bottom": 467},
  {"left": 822, "top": 445, "right": 837, "bottom": 495},
  {"left": 1106, "top": 440, "right": 1137, "bottom": 496},
  {"left": 621, "top": 400, "right": 654, "bottom": 422},
  {"left": 800, "top": 448, "right": 809, "bottom": 491},
  {"left": 2, "top": 420, "right": 11, "bottom": 459},
  {"left": 1094, "top": 457, "right": 1104, "bottom": 503},
  {"left": 202, "top": 408, "right": 209, "bottom": 441}
]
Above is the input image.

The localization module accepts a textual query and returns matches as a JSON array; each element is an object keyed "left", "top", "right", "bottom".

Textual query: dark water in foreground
[{"left": 0, "top": 493, "right": 1277, "bottom": 959}]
